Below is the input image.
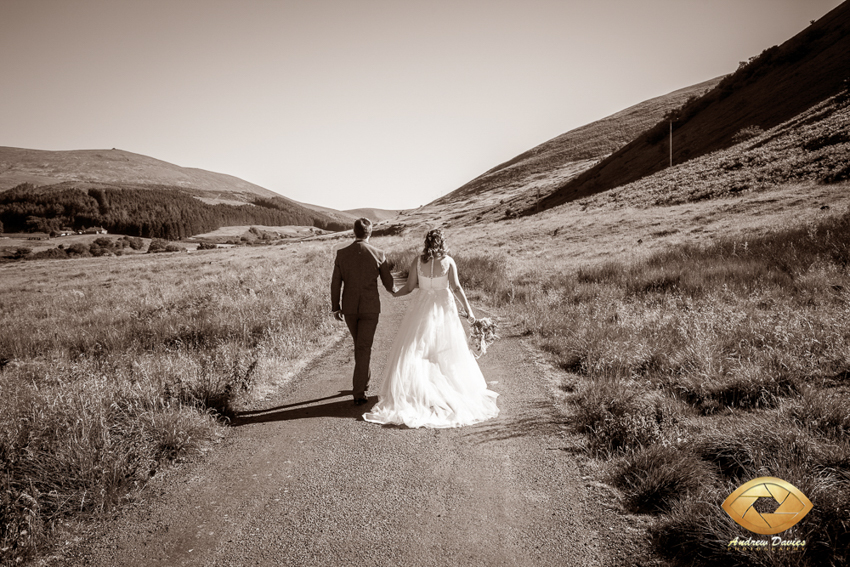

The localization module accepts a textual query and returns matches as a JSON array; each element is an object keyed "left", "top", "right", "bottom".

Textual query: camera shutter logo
[{"left": 721, "top": 477, "right": 813, "bottom": 535}]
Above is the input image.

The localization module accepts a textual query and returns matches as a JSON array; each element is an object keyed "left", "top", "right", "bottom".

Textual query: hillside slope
[
  {"left": 536, "top": 1, "right": 850, "bottom": 211},
  {"left": 397, "top": 77, "right": 722, "bottom": 228},
  {"left": 439, "top": 76, "right": 722, "bottom": 205},
  {"left": 580, "top": 93, "right": 850, "bottom": 210}
]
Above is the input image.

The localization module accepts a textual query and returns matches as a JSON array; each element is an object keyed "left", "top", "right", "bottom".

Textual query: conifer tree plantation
[{"left": 0, "top": 183, "right": 347, "bottom": 239}]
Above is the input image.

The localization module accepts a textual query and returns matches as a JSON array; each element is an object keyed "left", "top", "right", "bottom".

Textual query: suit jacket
[{"left": 331, "top": 240, "right": 394, "bottom": 315}]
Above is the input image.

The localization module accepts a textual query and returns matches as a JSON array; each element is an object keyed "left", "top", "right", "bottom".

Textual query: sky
[{"left": 0, "top": 0, "right": 845, "bottom": 211}]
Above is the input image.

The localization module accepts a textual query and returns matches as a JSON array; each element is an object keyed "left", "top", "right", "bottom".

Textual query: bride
[{"left": 363, "top": 229, "right": 499, "bottom": 428}]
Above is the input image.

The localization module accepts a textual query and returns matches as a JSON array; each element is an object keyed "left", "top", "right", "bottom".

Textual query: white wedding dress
[{"left": 363, "top": 257, "right": 499, "bottom": 428}]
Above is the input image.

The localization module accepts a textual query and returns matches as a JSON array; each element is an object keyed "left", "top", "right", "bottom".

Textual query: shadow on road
[
  {"left": 460, "top": 400, "right": 573, "bottom": 444},
  {"left": 231, "top": 391, "right": 378, "bottom": 426}
]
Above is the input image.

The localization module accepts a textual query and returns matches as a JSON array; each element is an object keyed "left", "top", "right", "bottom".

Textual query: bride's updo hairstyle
[{"left": 421, "top": 228, "right": 448, "bottom": 263}]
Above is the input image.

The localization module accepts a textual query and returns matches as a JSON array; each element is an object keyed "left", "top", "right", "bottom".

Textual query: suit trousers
[{"left": 344, "top": 313, "right": 380, "bottom": 398}]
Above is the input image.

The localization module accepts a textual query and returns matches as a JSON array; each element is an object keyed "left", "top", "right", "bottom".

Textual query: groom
[{"left": 331, "top": 218, "right": 395, "bottom": 405}]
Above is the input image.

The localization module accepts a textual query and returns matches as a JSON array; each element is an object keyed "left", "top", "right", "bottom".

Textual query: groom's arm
[
  {"left": 330, "top": 257, "right": 343, "bottom": 313},
  {"left": 378, "top": 254, "right": 395, "bottom": 293}
]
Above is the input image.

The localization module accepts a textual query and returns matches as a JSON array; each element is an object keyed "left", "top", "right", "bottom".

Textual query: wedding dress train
[{"left": 363, "top": 258, "right": 499, "bottom": 428}]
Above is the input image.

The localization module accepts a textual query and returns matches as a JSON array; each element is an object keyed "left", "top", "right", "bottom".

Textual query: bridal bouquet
[{"left": 468, "top": 317, "right": 499, "bottom": 359}]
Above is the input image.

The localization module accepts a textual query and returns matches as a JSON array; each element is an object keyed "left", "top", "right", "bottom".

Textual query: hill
[
  {"left": 294, "top": 203, "right": 402, "bottom": 226},
  {"left": 342, "top": 208, "right": 400, "bottom": 223},
  {"left": 534, "top": 1, "right": 850, "bottom": 212},
  {"left": 0, "top": 147, "right": 279, "bottom": 199},
  {"left": 399, "top": 76, "right": 723, "bottom": 228},
  {"left": 296, "top": 201, "right": 358, "bottom": 225},
  {"left": 0, "top": 147, "right": 352, "bottom": 236}
]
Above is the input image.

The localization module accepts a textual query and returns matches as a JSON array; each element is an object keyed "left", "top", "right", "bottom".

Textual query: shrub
[
  {"left": 28, "top": 247, "right": 69, "bottom": 261},
  {"left": 11, "top": 247, "right": 31, "bottom": 260},
  {"left": 66, "top": 243, "right": 90, "bottom": 257},
  {"left": 119, "top": 236, "right": 144, "bottom": 250},
  {"left": 89, "top": 244, "right": 110, "bottom": 257},
  {"left": 197, "top": 242, "right": 218, "bottom": 250},
  {"left": 731, "top": 125, "right": 764, "bottom": 144},
  {"left": 147, "top": 238, "right": 169, "bottom": 253}
]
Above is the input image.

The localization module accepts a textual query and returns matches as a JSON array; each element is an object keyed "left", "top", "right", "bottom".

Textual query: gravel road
[{"left": 54, "top": 288, "right": 638, "bottom": 566}]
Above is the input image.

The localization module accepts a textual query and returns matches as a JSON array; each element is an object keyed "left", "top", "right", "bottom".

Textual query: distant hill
[
  {"left": 343, "top": 208, "right": 400, "bottom": 223},
  {"left": 296, "top": 201, "right": 357, "bottom": 225},
  {"left": 0, "top": 147, "right": 351, "bottom": 236},
  {"left": 535, "top": 1, "right": 850, "bottom": 212},
  {"left": 295, "top": 203, "right": 401, "bottom": 226},
  {"left": 0, "top": 147, "right": 280, "bottom": 199}
]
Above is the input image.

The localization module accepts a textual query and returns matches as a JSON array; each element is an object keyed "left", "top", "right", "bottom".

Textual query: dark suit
[{"left": 331, "top": 239, "right": 394, "bottom": 399}]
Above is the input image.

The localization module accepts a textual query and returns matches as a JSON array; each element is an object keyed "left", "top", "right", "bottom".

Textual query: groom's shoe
[{"left": 354, "top": 397, "right": 369, "bottom": 406}]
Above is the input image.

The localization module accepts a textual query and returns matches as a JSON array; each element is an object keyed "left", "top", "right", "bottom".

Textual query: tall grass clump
[
  {"left": 649, "top": 410, "right": 850, "bottom": 566},
  {"left": 611, "top": 444, "right": 714, "bottom": 514},
  {"left": 495, "top": 207, "right": 850, "bottom": 566},
  {"left": 570, "top": 377, "right": 669, "bottom": 456},
  {"left": 0, "top": 243, "right": 338, "bottom": 564}
]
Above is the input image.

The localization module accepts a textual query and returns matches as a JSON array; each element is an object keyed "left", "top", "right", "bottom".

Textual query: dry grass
[
  {"left": 417, "top": 185, "right": 850, "bottom": 566},
  {"left": 0, "top": 241, "right": 341, "bottom": 564}
]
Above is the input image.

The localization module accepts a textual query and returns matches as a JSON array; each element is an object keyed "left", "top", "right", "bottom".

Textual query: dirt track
[{"left": 55, "top": 288, "right": 638, "bottom": 566}]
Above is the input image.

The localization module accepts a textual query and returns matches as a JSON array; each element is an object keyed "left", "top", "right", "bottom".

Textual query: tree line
[{"left": 0, "top": 183, "right": 346, "bottom": 238}]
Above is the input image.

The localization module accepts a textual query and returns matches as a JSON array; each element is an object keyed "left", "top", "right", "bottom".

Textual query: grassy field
[
  {"left": 0, "top": 242, "right": 342, "bottom": 564},
  {"left": 3, "top": 171, "right": 849, "bottom": 566},
  {"left": 419, "top": 179, "right": 850, "bottom": 566}
]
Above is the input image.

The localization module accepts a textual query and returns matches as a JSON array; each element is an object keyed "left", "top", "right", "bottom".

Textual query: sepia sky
[{"left": 0, "top": 0, "right": 844, "bottom": 211}]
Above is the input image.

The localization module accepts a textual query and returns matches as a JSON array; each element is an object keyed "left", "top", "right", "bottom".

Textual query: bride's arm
[
  {"left": 393, "top": 258, "right": 419, "bottom": 297},
  {"left": 448, "top": 258, "right": 474, "bottom": 320}
]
